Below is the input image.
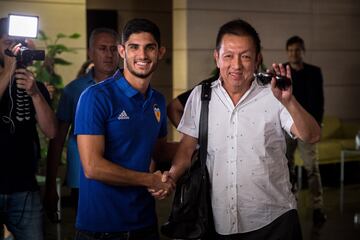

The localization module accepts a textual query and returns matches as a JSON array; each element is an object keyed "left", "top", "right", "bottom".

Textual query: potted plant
[{"left": 30, "top": 30, "right": 81, "bottom": 171}]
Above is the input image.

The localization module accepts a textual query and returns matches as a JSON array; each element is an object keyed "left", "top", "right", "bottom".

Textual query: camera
[
  {"left": 4, "top": 14, "right": 45, "bottom": 122},
  {"left": 6, "top": 14, "right": 45, "bottom": 67},
  {"left": 5, "top": 45, "right": 45, "bottom": 68},
  {"left": 254, "top": 72, "right": 291, "bottom": 90},
  {"left": 6, "top": 45, "right": 45, "bottom": 68}
]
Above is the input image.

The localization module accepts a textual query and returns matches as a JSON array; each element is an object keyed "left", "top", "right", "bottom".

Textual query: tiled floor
[{"left": 43, "top": 163, "right": 360, "bottom": 240}]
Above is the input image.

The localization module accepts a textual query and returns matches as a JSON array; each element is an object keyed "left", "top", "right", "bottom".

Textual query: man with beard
[{"left": 73, "top": 18, "right": 177, "bottom": 240}]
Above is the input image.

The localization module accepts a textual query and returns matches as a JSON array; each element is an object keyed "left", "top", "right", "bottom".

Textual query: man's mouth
[{"left": 135, "top": 60, "right": 150, "bottom": 66}]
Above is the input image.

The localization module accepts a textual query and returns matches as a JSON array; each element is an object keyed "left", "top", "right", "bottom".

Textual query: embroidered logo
[
  {"left": 153, "top": 104, "right": 161, "bottom": 123},
  {"left": 118, "top": 110, "right": 130, "bottom": 120}
]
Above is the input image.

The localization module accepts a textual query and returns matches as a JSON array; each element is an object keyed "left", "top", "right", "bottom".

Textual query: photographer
[{"left": 0, "top": 17, "right": 57, "bottom": 240}]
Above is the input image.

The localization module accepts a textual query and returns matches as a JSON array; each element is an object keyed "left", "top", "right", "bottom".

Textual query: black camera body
[
  {"left": 16, "top": 46, "right": 45, "bottom": 68},
  {"left": 254, "top": 72, "right": 291, "bottom": 90},
  {"left": 5, "top": 45, "right": 45, "bottom": 68}
]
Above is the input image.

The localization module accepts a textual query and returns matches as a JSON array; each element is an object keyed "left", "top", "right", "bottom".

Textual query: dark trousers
[
  {"left": 216, "top": 210, "right": 302, "bottom": 240},
  {"left": 74, "top": 225, "right": 159, "bottom": 240}
]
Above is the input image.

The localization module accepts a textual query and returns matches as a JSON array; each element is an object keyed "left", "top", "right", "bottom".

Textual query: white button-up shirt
[{"left": 178, "top": 79, "right": 297, "bottom": 235}]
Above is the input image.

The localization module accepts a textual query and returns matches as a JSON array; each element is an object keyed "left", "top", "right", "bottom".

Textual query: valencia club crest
[{"left": 153, "top": 104, "right": 161, "bottom": 122}]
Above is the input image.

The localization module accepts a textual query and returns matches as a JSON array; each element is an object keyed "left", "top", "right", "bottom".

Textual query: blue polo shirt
[
  {"left": 57, "top": 71, "right": 96, "bottom": 188},
  {"left": 74, "top": 70, "right": 167, "bottom": 232}
]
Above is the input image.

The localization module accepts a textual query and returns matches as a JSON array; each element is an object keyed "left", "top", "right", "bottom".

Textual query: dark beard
[{"left": 128, "top": 68, "right": 153, "bottom": 79}]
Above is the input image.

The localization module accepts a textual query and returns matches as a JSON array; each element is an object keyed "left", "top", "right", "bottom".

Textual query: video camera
[
  {"left": 5, "top": 14, "right": 45, "bottom": 68},
  {"left": 4, "top": 14, "right": 45, "bottom": 122}
]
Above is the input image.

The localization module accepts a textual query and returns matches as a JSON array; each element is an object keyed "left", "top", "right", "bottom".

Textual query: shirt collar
[
  {"left": 84, "top": 69, "right": 96, "bottom": 84},
  {"left": 115, "top": 69, "right": 154, "bottom": 100}
]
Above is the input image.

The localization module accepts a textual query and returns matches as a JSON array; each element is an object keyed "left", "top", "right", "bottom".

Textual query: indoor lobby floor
[{"left": 43, "top": 164, "right": 360, "bottom": 240}]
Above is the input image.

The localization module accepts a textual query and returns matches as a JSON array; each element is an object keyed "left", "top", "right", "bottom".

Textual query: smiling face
[
  {"left": 119, "top": 32, "right": 165, "bottom": 81},
  {"left": 214, "top": 34, "right": 260, "bottom": 93}
]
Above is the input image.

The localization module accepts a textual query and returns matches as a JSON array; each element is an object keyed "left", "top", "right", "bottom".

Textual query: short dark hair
[
  {"left": 286, "top": 35, "right": 305, "bottom": 51},
  {"left": 0, "top": 17, "right": 8, "bottom": 38},
  {"left": 122, "top": 18, "right": 161, "bottom": 47},
  {"left": 215, "top": 19, "right": 261, "bottom": 54},
  {"left": 89, "top": 28, "right": 119, "bottom": 48}
]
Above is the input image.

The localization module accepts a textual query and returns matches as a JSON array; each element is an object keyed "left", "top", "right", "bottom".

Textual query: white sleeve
[
  {"left": 177, "top": 85, "right": 202, "bottom": 139},
  {"left": 280, "top": 102, "right": 295, "bottom": 138}
]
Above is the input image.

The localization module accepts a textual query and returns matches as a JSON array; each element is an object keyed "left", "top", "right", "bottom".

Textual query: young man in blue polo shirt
[{"left": 74, "top": 18, "right": 177, "bottom": 239}]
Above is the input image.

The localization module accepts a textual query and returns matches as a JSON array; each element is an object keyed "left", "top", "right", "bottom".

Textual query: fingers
[
  {"left": 148, "top": 171, "right": 176, "bottom": 200},
  {"left": 286, "top": 64, "right": 291, "bottom": 79},
  {"left": 14, "top": 69, "right": 37, "bottom": 93}
]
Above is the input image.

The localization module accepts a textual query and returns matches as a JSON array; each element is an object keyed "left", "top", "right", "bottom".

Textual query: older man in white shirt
[{"left": 158, "top": 19, "right": 320, "bottom": 240}]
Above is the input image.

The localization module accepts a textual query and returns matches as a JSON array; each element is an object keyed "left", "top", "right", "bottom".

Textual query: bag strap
[{"left": 199, "top": 80, "right": 212, "bottom": 170}]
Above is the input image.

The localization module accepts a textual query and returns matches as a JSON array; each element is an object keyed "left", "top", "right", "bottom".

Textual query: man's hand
[
  {"left": 0, "top": 44, "right": 19, "bottom": 86},
  {"left": 270, "top": 63, "right": 293, "bottom": 105},
  {"left": 14, "top": 68, "right": 40, "bottom": 97},
  {"left": 148, "top": 170, "right": 175, "bottom": 200}
]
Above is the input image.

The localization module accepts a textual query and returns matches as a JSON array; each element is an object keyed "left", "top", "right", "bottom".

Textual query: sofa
[{"left": 294, "top": 116, "right": 360, "bottom": 182}]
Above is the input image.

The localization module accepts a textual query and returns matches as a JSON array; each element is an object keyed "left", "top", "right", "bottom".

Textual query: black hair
[
  {"left": 89, "top": 28, "right": 119, "bottom": 48},
  {"left": 0, "top": 17, "right": 8, "bottom": 38},
  {"left": 215, "top": 19, "right": 261, "bottom": 54},
  {"left": 122, "top": 18, "right": 161, "bottom": 47},
  {"left": 286, "top": 35, "right": 305, "bottom": 51}
]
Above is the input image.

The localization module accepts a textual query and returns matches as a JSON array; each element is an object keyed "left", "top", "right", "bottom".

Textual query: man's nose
[
  {"left": 137, "top": 47, "right": 146, "bottom": 59},
  {"left": 232, "top": 55, "right": 243, "bottom": 69},
  {"left": 104, "top": 48, "right": 114, "bottom": 57}
]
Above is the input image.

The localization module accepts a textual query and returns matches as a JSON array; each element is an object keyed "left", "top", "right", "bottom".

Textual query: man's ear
[
  {"left": 158, "top": 46, "right": 166, "bottom": 60},
  {"left": 118, "top": 44, "right": 125, "bottom": 59},
  {"left": 213, "top": 49, "right": 220, "bottom": 68},
  {"left": 87, "top": 48, "right": 93, "bottom": 61}
]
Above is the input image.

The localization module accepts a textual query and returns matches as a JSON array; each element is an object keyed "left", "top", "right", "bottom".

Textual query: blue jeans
[{"left": 0, "top": 191, "right": 44, "bottom": 240}]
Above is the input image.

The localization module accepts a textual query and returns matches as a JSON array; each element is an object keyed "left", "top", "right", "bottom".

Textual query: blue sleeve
[{"left": 74, "top": 87, "right": 108, "bottom": 135}]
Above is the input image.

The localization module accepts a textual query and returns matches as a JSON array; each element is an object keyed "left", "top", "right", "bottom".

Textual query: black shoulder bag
[{"left": 161, "top": 81, "right": 215, "bottom": 239}]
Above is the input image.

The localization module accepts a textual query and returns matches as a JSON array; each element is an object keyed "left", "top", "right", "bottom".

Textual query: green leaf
[
  {"left": 47, "top": 44, "right": 70, "bottom": 54},
  {"left": 56, "top": 33, "right": 67, "bottom": 39},
  {"left": 68, "top": 33, "right": 81, "bottom": 39},
  {"left": 54, "top": 58, "right": 72, "bottom": 65},
  {"left": 50, "top": 73, "right": 63, "bottom": 88},
  {"left": 38, "top": 30, "right": 48, "bottom": 41}
]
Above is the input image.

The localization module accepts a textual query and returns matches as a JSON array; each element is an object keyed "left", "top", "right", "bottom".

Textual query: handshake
[{"left": 148, "top": 170, "right": 175, "bottom": 200}]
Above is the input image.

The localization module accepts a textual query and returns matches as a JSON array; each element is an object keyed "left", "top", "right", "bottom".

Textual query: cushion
[{"left": 321, "top": 116, "right": 341, "bottom": 140}]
